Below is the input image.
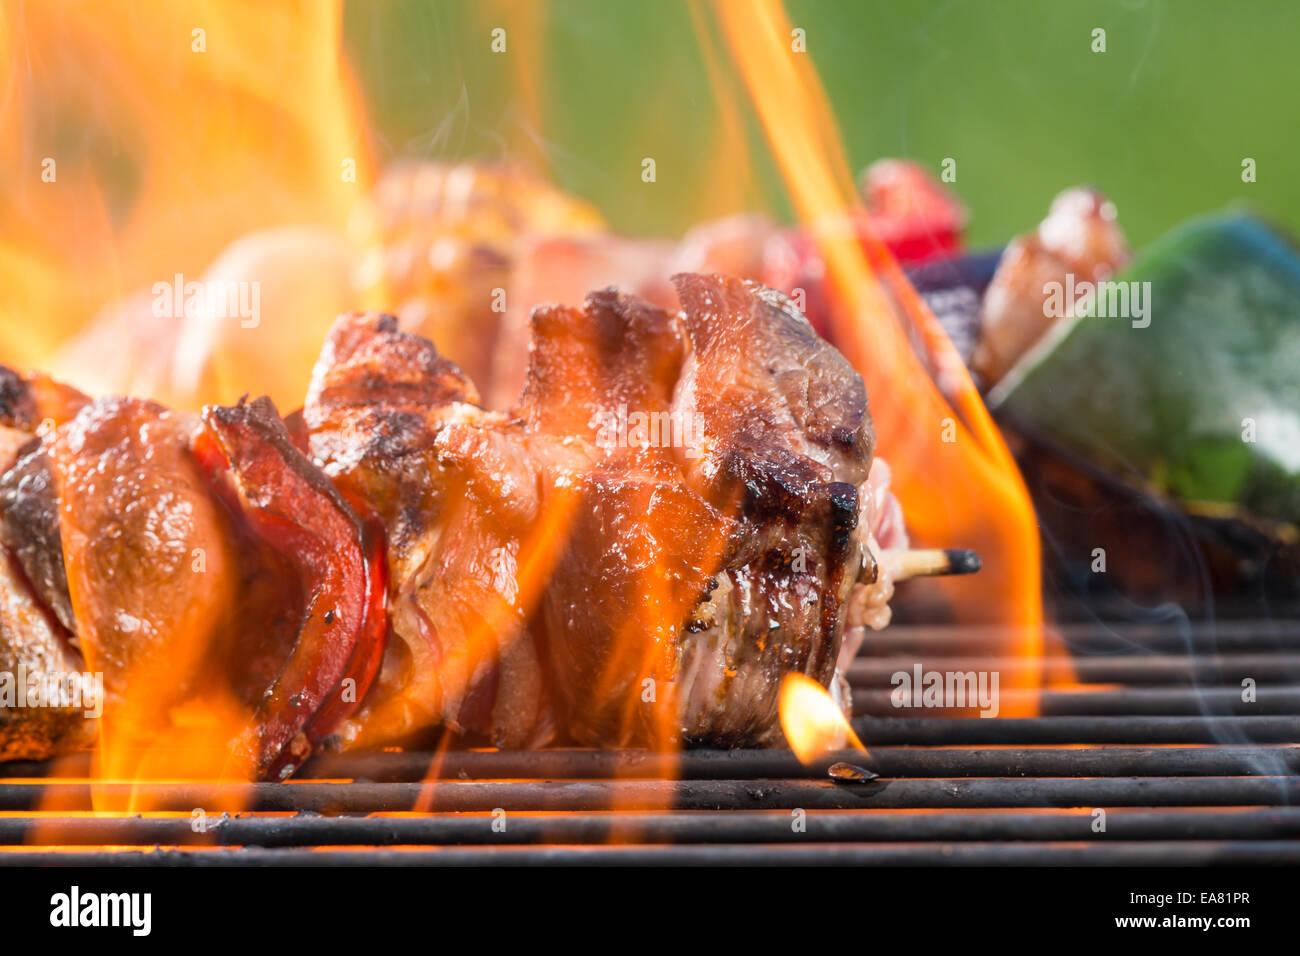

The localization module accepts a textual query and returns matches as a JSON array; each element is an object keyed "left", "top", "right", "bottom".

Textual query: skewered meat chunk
[
  {"left": 49, "top": 398, "right": 242, "bottom": 728},
  {"left": 668, "top": 275, "right": 873, "bottom": 744},
  {"left": 0, "top": 449, "right": 76, "bottom": 634},
  {"left": 517, "top": 288, "right": 729, "bottom": 745},
  {"left": 0, "top": 544, "right": 97, "bottom": 761},
  {"left": 0, "top": 371, "right": 96, "bottom": 761},
  {"left": 353, "top": 162, "right": 604, "bottom": 397},
  {"left": 0, "top": 397, "right": 82, "bottom": 636},
  {"left": 303, "top": 313, "right": 550, "bottom": 749},
  {"left": 541, "top": 461, "right": 731, "bottom": 745},
  {"left": 0, "top": 368, "right": 92, "bottom": 634},
  {"left": 972, "top": 187, "right": 1129, "bottom": 387},
  {"left": 670, "top": 274, "right": 872, "bottom": 492},
  {"left": 0, "top": 373, "right": 390, "bottom": 774},
  {"left": 521, "top": 275, "right": 876, "bottom": 746}
]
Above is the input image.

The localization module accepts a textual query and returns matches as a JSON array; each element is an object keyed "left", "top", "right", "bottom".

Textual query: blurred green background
[{"left": 344, "top": 0, "right": 1299, "bottom": 248}]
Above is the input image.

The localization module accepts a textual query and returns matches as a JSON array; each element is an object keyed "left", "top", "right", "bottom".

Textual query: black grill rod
[
  {"left": 3, "top": 841, "right": 1299, "bottom": 866},
  {"left": 4, "top": 716, "right": 1298, "bottom": 782},
  {"left": 5, "top": 745, "right": 1299, "bottom": 784},
  {"left": 853, "top": 686, "right": 1300, "bottom": 716},
  {"left": 869, "top": 622, "right": 1300, "bottom": 655},
  {"left": 312, "top": 744, "right": 1300, "bottom": 779},
  {"left": 315, "top": 745, "right": 1300, "bottom": 779},
  {"left": 4, "top": 745, "right": 1300, "bottom": 784},
  {"left": 2, "top": 776, "right": 1299, "bottom": 813},
  {"left": 849, "top": 655, "right": 1300, "bottom": 685},
  {"left": 852, "top": 716, "right": 1300, "bottom": 745},
  {"left": 5, "top": 807, "right": 1300, "bottom": 848}
]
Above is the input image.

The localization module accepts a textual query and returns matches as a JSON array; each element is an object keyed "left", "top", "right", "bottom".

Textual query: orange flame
[
  {"left": 0, "top": 0, "right": 371, "bottom": 405},
  {"left": 779, "top": 673, "right": 865, "bottom": 763},
  {"left": 1, "top": 0, "right": 370, "bottom": 810},
  {"left": 714, "top": 0, "right": 1043, "bottom": 711}
]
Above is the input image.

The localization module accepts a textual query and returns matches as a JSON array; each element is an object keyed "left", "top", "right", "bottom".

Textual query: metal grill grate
[{"left": 2, "top": 620, "right": 1298, "bottom": 865}]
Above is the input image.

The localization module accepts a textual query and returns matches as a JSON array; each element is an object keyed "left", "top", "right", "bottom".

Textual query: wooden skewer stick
[{"left": 882, "top": 548, "right": 981, "bottom": 582}]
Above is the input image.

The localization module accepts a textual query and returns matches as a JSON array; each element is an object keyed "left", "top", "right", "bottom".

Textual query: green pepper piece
[{"left": 991, "top": 211, "right": 1300, "bottom": 525}]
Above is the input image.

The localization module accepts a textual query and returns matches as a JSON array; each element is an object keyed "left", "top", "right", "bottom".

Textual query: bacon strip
[{"left": 193, "top": 396, "right": 387, "bottom": 779}]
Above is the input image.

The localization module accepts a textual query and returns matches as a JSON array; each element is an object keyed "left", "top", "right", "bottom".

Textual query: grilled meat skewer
[
  {"left": 304, "top": 274, "right": 902, "bottom": 749},
  {"left": 0, "top": 372, "right": 387, "bottom": 774},
  {"left": 0, "top": 273, "right": 924, "bottom": 771}
]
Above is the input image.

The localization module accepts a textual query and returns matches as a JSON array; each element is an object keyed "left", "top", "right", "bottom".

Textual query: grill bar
[
  {"left": 311, "top": 743, "right": 1300, "bottom": 778},
  {"left": 852, "top": 715, "right": 1300, "bottom": 744},
  {"left": 849, "top": 655, "right": 1300, "bottom": 685},
  {"left": 5, "top": 715, "right": 1294, "bottom": 782},
  {"left": 3, "top": 775, "right": 1298, "bottom": 812},
  {"left": 3, "top": 745, "right": 1297, "bottom": 787},
  {"left": 5, "top": 807, "right": 1300, "bottom": 847},
  {"left": 872, "top": 622, "right": 1300, "bottom": 655},
  {"left": 4, "top": 841, "right": 1300, "bottom": 866},
  {"left": 852, "top": 686, "right": 1300, "bottom": 716}
]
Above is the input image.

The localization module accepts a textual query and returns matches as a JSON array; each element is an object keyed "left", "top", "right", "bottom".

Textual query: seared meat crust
[
  {"left": 0, "top": 449, "right": 75, "bottom": 633},
  {"left": 305, "top": 313, "right": 549, "bottom": 749},
  {"left": 519, "top": 289, "right": 726, "bottom": 744},
  {"left": 0, "top": 544, "right": 96, "bottom": 761},
  {"left": 521, "top": 275, "right": 875, "bottom": 746},
  {"left": 0, "top": 368, "right": 91, "bottom": 634},
  {"left": 50, "top": 398, "right": 241, "bottom": 722}
]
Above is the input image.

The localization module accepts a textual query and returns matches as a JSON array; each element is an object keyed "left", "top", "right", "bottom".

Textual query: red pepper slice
[
  {"left": 859, "top": 158, "right": 965, "bottom": 266},
  {"left": 766, "top": 161, "right": 965, "bottom": 340},
  {"left": 192, "top": 396, "right": 387, "bottom": 780}
]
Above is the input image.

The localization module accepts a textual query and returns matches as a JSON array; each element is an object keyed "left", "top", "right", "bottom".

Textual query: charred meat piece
[
  {"left": 0, "top": 544, "right": 97, "bottom": 761},
  {"left": 972, "top": 187, "right": 1129, "bottom": 387},
  {"left": 668, "top": 274, "right": 874, "bottom": 744},
  {"left": 0, "top": 366, "right": 91, "bottom": 434},
  {"left": 49, "top": 398, "right": 241, "bottom": 733},
  {"left": 671, "top": 274, "right": 872, "bottom": 494},
  {"left": 1, "top": 449, "right": 76, "bottom": 634},
  {"left": 519, "top": 289, "right": 729, "bottom": 745},
  {"left": 520, "top": 275, "right": 877, "bottom": 746},
  {"left": 0, "top": 376, "right": 388, "bottom": 775},
  {"left": 353, "top": 161, "right": 604, "bottom": 396},
  {"left": 303, "top": 313, "right": 550, "bottom": 749},
  {"left": 0, "top": 368, "right": 91, "bottom": 633},
  {"left": 541, "top": 460, "right": 731, "bottom": 746},
  {"left": 0, "top": 380, "right": 252, "bottom": 764}
]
